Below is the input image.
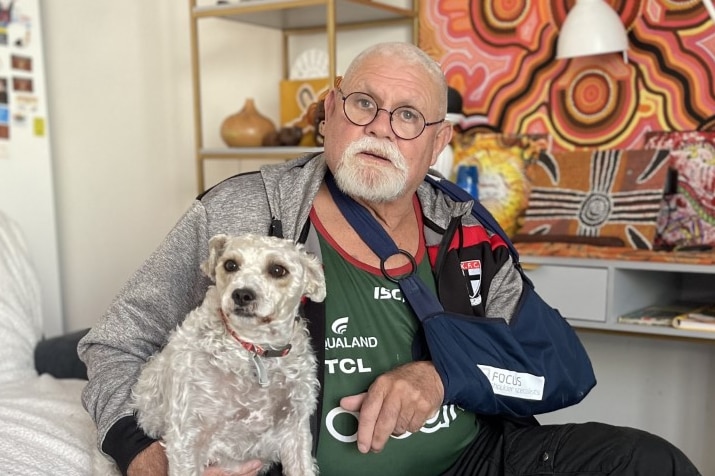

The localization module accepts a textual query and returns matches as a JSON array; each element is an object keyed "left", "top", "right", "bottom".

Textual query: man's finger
[
  {"left": 342, "top": 390, "right": 401, "bottom": 453},
  {"left": 352, "top": 387, "right": 390, "bottom": 453},
  {"left": 340, "top": 392, "right": 376, "bottom": 453},
  {"left": 339, "top": 392, "right": 367, "bottom": 412},
  {"left": 391, "top": 405, "right": 416, "bottom": 436},
  {"left": 203, "top": 459, "right": 263, "bottom": 476}
]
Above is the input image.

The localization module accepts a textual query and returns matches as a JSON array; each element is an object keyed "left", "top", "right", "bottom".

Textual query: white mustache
[{"left": 344, "top": 137, "right": 406, "bottom": 170}]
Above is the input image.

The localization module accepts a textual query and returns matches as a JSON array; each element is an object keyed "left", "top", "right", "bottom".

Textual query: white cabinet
[
  {"left": 188, "top": 0, "right": 418, "bottom": 192},
  {"left": 522, "top": 255, "right": 715, "bottom": 340},
  {"left": 525, "top": 264, "right": 609, "bottom": 322}
]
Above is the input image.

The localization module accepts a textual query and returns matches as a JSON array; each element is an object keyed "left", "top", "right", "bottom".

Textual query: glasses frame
[{"left": 338, "top": 89, "right": 444, "bottom": 140}]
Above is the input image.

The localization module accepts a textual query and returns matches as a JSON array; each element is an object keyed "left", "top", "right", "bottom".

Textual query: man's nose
[{"left": 365, "top": 108, "right": 395, "bottom": 138}]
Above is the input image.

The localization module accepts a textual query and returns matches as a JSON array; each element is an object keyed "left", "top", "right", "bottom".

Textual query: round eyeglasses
[{"left": 338, "top": 89, "right": 444, "bottom": 140}]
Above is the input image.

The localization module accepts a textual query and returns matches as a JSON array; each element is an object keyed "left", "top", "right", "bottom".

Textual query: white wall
[
  {"left": 41, "top": 1, "right": 411, "bottom": 333},
  {"left": 40, "top": 2, "right": 712, "bottom": 474},
  {"left": 42, "top": 1, "right": 195, "bottom": 334},
  {"left": 41, "top": 1, "right": 286, "bottom": 333},
  {"left": 539, "top": 332, "right": 714, "bottom": 472}
]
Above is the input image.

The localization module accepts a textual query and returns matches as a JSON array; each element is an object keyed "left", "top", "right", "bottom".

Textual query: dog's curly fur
[{"left": 127, "top": 233, "right": 325, "bottom": 476}]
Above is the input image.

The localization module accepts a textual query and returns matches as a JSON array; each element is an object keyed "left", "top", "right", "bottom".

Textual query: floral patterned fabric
[{"left": 644, "top": 131, "right": 715, "bottom": 248}]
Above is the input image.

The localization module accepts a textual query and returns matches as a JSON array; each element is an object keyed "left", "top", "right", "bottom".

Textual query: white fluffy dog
[{"left": 130, "top": 233, "right": 325, "bottom": 476}]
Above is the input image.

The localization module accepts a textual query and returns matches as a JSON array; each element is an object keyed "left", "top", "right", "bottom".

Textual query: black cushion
[{"left": 34, "top": 328, "right": 90, "bottom": 380}]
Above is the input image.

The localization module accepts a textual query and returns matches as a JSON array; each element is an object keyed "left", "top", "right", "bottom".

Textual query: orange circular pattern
[
  {"left": 568, "top": 70, "right": 618, "bottom": 123},
  {"left": 421, "top": 0, "right": 715, "bottom": 151}
]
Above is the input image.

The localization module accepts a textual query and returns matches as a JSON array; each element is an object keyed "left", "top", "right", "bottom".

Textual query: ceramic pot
[{"left": 220, "top": 98, "right": 276, "bottom": 147}]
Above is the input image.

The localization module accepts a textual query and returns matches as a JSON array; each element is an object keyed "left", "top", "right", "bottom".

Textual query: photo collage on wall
[{"left": 0, "top": 0, "right": 42, "bottom": 158}]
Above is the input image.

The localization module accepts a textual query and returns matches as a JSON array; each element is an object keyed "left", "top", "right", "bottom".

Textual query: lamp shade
[
  {"left": 704, "top": 0, "right": 715, "bottom": 23},
  {"left": 557, "top": 0, "right": 628, "bottom": 59}
]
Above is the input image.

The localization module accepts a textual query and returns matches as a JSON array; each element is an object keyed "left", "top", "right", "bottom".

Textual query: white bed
[{"left": 0, "top": 211, "right": 95, "bottom": 476}]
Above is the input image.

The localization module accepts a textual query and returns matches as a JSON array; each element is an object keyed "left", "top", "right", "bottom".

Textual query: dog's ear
[
  {"left": 301, "top": 253, "right": 326, "bottom": 302},
  {"left": 201, "top": 234, "right": 229, "bottom": 280}
]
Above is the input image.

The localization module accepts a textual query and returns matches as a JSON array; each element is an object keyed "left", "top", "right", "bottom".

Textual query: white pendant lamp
[
  {"left": 556, "top": 0, "right": 629, "bottom": 61},
  {"left": 704, "top": 0, "right": 715, "bottom": 23}
]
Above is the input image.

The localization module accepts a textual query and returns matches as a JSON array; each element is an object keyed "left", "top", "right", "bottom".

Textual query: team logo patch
[
  {"left": 331, "top": 316, "right": 349, "bottom": 335},
  {"left": 460, "top": 259, "right": 482, "bottom": 306}
]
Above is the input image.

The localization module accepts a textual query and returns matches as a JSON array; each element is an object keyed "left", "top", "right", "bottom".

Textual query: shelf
[
  {"left": 521, "top": 254, "right": 715, "bottom": 342},
  {"left": 193, "top": 0, "right": 416, "bottom": 31},
  {"left": 521, "top": 254, "right": 715, "bottom": 274},
  {"left": 569, "top": 319, "right": 715, "bottom": 341},
  {"left": 199, "top": 146, "right": 322, "bottom": 160}
]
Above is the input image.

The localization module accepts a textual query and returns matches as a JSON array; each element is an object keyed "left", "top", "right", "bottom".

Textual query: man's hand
[
  {"left": 127, "top": 441, "right": 263, "bottom": 476},
  {"left": 339, "top": 361, "right": 444, "bottom": 454},
  {"left": 204, "top": 460, "right": 263, "bottom": 476},
  {"left": 127, "top": 441, "right": 168, "bottom": 476}
]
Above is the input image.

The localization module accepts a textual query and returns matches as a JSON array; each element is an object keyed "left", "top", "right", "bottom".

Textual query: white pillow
[{"left": 0, "top": 211, "right": 42, "bottom": 384}]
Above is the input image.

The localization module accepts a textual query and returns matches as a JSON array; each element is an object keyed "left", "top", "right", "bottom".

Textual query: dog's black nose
[{"left": 232, "top": 288, "right": 256, "bottom": 307}]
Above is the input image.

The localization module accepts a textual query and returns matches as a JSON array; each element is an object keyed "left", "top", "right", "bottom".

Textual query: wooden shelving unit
[{"left": 188, "top": 0, "right": 418, "bottom": 192}]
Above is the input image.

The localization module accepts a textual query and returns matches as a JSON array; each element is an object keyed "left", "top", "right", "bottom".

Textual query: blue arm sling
[{"left": 326, "top": 172, "right": 596, "bottom": 417}]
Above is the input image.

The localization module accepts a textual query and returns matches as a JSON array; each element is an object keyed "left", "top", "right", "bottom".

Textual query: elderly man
[{"left": 80, "top": 42, "right": 700, "bottom": 476}]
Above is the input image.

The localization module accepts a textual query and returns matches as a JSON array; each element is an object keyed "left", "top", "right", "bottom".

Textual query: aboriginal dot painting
[
  {"left": 518, "top": 148, "right": 672, "bottom": 249},
  {"left": 419, "top": 1, "right": 715, "bottom": 152}
]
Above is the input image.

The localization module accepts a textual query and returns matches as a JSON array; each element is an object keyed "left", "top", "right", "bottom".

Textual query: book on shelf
[
  {"left": 671, "top": 304, "right": 715, "bottom": 332},
  {"left": 617, "top": 303, "right": 700, "bottom": 327}
]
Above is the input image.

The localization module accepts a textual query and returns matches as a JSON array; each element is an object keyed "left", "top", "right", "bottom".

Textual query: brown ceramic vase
[{"left": 220, "top": 98, "right": 276, "bottom": 147}]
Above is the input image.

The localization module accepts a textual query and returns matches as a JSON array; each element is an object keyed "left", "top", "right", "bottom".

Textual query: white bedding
[
  {"left": 0, "top": 212, "right": 42, "bottom": 384},
  {"left": 0, "top": 376, "right": 95, "bottom": 475},
  {"left": 0, "top": 211, "right": 95, "bottom": 476}
]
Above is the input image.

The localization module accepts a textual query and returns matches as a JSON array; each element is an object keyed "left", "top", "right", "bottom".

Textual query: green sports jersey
[{"left": 314, "top": 230, "right": 479, "bottom": 476}]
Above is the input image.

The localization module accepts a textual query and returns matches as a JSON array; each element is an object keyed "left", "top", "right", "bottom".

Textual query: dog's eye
[
  {"left": 268, "top": 264, "right": 288, "bottom": 278},
  {"left": 223, "top": 260, "right": 239, "bottom": 272}
]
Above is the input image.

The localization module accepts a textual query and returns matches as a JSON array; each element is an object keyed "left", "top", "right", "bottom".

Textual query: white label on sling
[{"left": 477, "top": 365, "right": 545, "bottom": 400}]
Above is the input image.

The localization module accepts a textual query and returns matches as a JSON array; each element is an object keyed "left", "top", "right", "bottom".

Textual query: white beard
[{"left": 334, "top": 137, "right": 409, "bottom": 203}]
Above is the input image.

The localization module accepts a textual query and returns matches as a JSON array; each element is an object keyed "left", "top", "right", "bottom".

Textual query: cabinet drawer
[{"left": 524, "top": 265, "right": 608, "bottom": 322}]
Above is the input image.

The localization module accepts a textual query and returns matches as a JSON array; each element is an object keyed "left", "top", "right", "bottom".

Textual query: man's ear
[
  {"left": 201, "top": 234, "right": 228, "bottom": 280},
  {"left": 430, "top": 121, "right": 454, "bottom": 167},
  {"left": 323, "top": 88, "right": 338, "bottom": 118}
]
